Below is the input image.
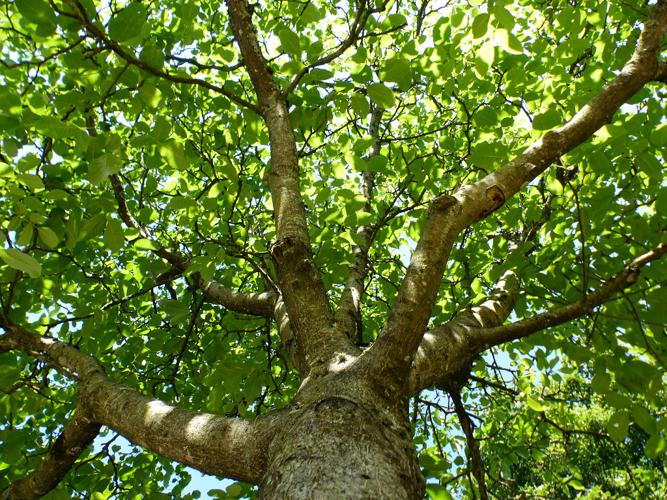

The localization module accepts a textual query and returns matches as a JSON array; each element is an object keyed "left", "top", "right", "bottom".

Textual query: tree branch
[
  {"left": 199, "top": 280, "right": 276, "bottom": 317},
  {"left": 114, "top": 174, "right": 276, "bottom": 315},
  {"left": 1, "top": 412, "right": 100, "bottom": 500},
  {"left": 450, "top": 389, "right": 488, "bottom": 500},
  {"left": 335, "top": 105, "right": 384, "bottom": 342},
  {"left": 61, "top": 0, "right": 259, "bottom": 113},
  {"left": 409, "top": 271, "right": 518, "bottom": 393},
  {"left": 449, "top": 1, "right": 667, "bottom": 229},
  {"left": 476, "top": 243, "right": 667, "bottom": 350},
  {"left": 226, "top": 0, "right": 354, "bottom": 372},
  {"left": 363, "top": 1, "right": 667, "bottom": 387},
  {"left": 285, "top": 0, "right": 372, "bottom": 95},
  {"left": 0, "top": 323, "right": 287, "bottom": 485},
  {"left": 363, "top": 195, "right": 463, "bottom": 386}
]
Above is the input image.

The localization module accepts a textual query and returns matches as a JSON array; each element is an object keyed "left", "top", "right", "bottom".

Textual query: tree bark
[{"left": 259, "top": 372, "right": 424, "bottom": 499}]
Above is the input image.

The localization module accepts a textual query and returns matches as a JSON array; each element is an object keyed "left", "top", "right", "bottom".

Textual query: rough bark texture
[
  {"left": 260, "top": 372, "right": 423, "bottom": 499},
  {"left": 409, "top": 271, "right": 518, "bottom": 393},
  {"left": 79, "top": 375, "right": 287, "bottom": 483},
  {"left": 226, "top": 0, "right": 355, "bottom": 373},
  {"left": 0, "top": 325, "right": 285, "bottom": 485},
  {"left": 362, "top": 0, "right": 667, "bottom": 391},
  {"left": 1, "top": 1, "right": 667, "bottom": 497}
]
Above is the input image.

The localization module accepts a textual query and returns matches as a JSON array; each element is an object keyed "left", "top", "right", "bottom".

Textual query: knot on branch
[
  {"left": 270, "top": 238, "right": 291, "bottom": 266},
  {"left": 482, "top": 185, "right": 505, "bottom": 216},
  {"left": 271, "top": 236, "right": 314, "bottom": 269},
  {"left": 432, "top": 195, "right": 458, "bottom": 213},
  {"left": 626, "top": 266, "right": 640, "bottom": 285}
]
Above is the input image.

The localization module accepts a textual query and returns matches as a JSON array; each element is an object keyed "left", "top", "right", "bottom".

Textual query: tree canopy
[{"left": 0, "top": 0, "right": 666, "bottom": 498}]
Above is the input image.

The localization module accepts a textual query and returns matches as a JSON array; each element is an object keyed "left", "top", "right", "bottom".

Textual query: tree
[{"left": 0, "top": 0, "right": 666, "bottom": 497}]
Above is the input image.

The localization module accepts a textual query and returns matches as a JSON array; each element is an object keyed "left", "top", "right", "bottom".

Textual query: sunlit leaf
[{"left": 0, "top": 248, "right": 41, "bottom": 278}]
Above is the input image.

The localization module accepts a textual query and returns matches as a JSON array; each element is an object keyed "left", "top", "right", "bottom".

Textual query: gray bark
[
  {"left": 2, "top": 1, "right": 667, "bottom": 498},
  {"left": 260, "top": 372, "right": 423, "bottom": 499}
]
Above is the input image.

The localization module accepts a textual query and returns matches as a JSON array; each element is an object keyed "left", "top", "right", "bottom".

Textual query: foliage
[{"left": 0, "top": 0, "right": 665, "bottom": 497}]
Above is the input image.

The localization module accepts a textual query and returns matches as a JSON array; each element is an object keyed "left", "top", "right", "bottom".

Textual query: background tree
[{"left": 1, "top": 0, "right": 666, "bottom": 497}]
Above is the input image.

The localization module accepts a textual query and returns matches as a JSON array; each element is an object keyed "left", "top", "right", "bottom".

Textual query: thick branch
[
  {"left": 364, "top": 2, "right": 667, "bottom": 385},
  {"left": 226, "top": 0, "right": 353, "bottom": 370},
  {"left": 363, "top": 196, "right": 463, "bottom": 384},
  {"left": 450, "top": 1, "right": 667, "bottom": 228},
  {"left": 335, "top": 105, "right": 384, "bottom": 342},
  {"left": 79, "top": 376, "right": 285, "bottom": 485},
  {"left": 200, "top": 280, "right": 276, "bottom": 317},
  {"left": 0, "top": 323, "right": 285, "bottom": 484},
  {"left": 477, "top": 243, "right": 667, "bottom": 350},
  {"left": 409, "top": 271, "right": 518, "bottom": 393},
  {"left": 2, "top": 412, "right": 100, "bottom": 500}
]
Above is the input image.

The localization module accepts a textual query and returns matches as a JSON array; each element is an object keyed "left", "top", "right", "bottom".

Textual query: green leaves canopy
[{"left": 0, "top": 0, "right": 665, "bottom": 497}]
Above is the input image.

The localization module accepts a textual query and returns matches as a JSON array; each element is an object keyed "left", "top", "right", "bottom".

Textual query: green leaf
[
  {"left": 37, "top": 226, "right": 59, "bottom": 248},
  {"left": 591, "top": 371, "right": 611, "bottom": 395},
  {"left": 17, "top": 173, "right": 44, "bottom": 191},
  {"left": 367, "top": 83, "right": 395, "bottom": 109},
  {"left": 495, "top": 29, "right": 523, "bottom": 54},
  {"left": 140, "top": 43, "right": 165, "bottom": 69},
  {"left": 533, "top": 109, "right": 562, "bottom": 131},
  {"left": 108, "top": 4, "right": 147, "bottom": 42},
  {"left": 278, "top": 28, "right": 301, "bottom": 57},
  {"left": 472, "top": 13, "right": 490, "bottom": 38},
  {"left": 34, "top": 116, "right": 84, "bottom": 139},
  {"left": 650, "top": 122, "right": 667, "bottom": 146},
  {"left": 383, "top": 58, "right": 412, "bottom": 91},
  {"left": 567, "top": 478, "right": 586, "bottom": 491},
  {"left": 645, "top": 434, "right": 667, "bottom": 458},
  {"left": 547, "top": 177, "right": 564, "bottom": 195},
  {"left": 493, "top": 6, "right": 514, "bottom": 30},
  {"left": 468, "top": 141, "right": 507, "bottom": 169},
  {"left": 607, "top": 411, "right": 630, "bottom": 443},
  {"left": 15, "top": 0, "right": 56, "bottom": 33},
  {"left": 162, "top": 299, "right": 189, "bottom": 322},
  {"left": 88, "top": 153, "right": 122, "bottom": 185},
  {"left": 346, "top": 152, "right": 368, "bottom": 171},
  {"left": 104, "top": 219, "right": 125, "bottom": 253},
  {"left": 300, "top": 4, "right": 323, "bottom": 24},
  {"left": 159, "top": 140, "right": 187, "bottom": 170},
  {"left": 366, "top": 155, "right": 388, "bottom": 172},
  {"left": 81, "top": 213, "right": 106, "bottom": 240},
  {"left": 474, "top": 107, "right": 497, "bottom": 127},
  {"left": 477, "top": 42, "right": 495, "bottom": 67},
  {"left": 17, "top": 224, "right": 34, "bottom": 247},
  {"left": 632, "top": 405, "right": 657, "bottom": 435},
  {"left": 387, "top": 14, "right": 407, "bottom": 28},
  {"left": 134, "top": 238, "right": 158, "bottom": 251},
  {"left": 526, "top": 396, "right": 546, "bottom": 412},
  {"left": 426, "top": 485, "right": 454, "bottom": 500},
  {"left": 351, "top": 94, "right": 370, "bottom": 116},
  {"left": 0, "top": 248, "right": 41, "bottom": 278}
]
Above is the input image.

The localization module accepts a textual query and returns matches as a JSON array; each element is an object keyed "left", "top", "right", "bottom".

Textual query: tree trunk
[{"left": 259, "top": 373, "right": 424, "bottom": 498}]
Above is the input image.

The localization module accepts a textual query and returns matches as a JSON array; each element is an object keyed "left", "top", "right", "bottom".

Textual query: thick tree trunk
[{"left": 259, "top": 374, "right": 424, "bottom": 498}]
